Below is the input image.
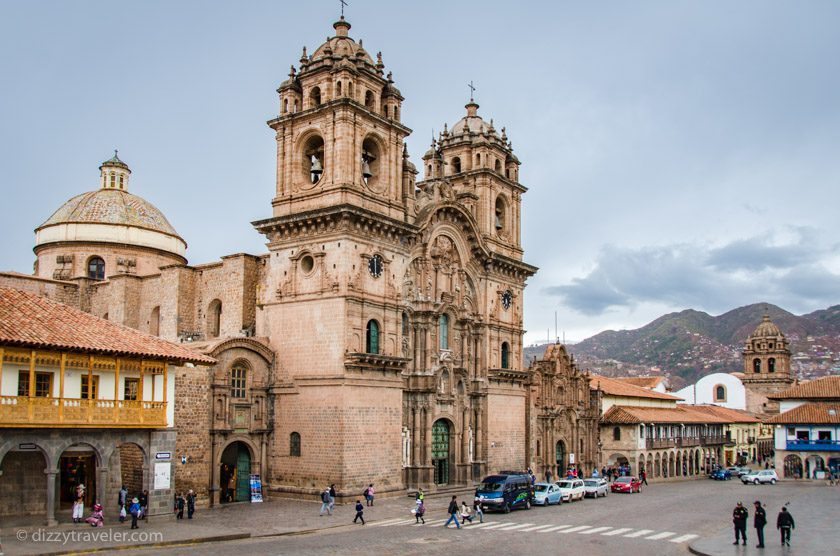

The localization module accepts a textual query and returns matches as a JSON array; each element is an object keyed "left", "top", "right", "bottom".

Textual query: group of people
[
  {"left": 732, "top": 501, "right": 795, "bottom": 548},
  {"left": 443, "top": 495, "right": 484, "bottom": 529},
  {"left": 174, "top": 490, "right": 197, "bottom": 520},
  {"left": 71, "top": 484, "right": 148, "bottom": 529},
  {"left": 599, "top": 465, "right": 631, "bottom": 481}
]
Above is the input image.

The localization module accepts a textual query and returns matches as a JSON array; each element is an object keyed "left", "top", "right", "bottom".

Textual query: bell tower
[
  {"left": 269, "top": 16, "right": 414, "bottom": 222},
  {"left": 254, "top": 17, "right": 417, "bottom": 498},
  {"left": 741, "top": 312, "right": 794, "bottom": 414}
]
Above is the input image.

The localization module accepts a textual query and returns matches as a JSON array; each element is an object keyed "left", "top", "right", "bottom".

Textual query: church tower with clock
[{"left": 252, "top": 15, "right": 537, "bottom": 496}]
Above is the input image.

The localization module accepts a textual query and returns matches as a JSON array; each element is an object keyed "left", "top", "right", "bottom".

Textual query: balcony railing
[
  {"left": 0, "top": 396, "right": 166, "bottom": 428},
  {"left": 646, "top": 438, "right": 675, "bottom": 449},
  {"left": 676, "top": 437, "right": 701, "bottom": 447},
  {"left": 786, "top": 439, "right": 840, "bottom": 452},
  {"left": 701, "top": 435, "right": 726, "bottom": 446}
]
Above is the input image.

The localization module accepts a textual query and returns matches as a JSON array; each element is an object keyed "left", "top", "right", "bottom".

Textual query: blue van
[{"left": 474, "top": 473, "right": 534, "bottom": 513}]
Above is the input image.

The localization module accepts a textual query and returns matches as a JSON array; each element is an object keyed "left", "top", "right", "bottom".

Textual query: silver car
[
  {"left": 583, "top": 477, "right": 608, "bottom": 498},
  {"left": 741, "top": 469, "right": 778, "bottom": 485}
]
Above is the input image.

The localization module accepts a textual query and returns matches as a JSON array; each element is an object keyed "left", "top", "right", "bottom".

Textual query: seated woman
[{"left": 85, "top": 503, "right": 104, "bottom": 527}]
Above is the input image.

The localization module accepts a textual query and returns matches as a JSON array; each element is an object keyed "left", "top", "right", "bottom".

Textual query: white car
[
  {"left": 741, "top": 469, "right": 778, "bottom": 485},
  {"left": 555, "top": 479, "right": 585, "bottom": 502},
  {"left": 583, "top": 477, "right": 609, "bottom": 498}
]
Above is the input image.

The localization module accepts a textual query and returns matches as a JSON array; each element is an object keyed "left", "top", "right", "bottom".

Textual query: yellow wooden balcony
[{"left": 0, "top": 396, "right": 166, "bottom": 428}]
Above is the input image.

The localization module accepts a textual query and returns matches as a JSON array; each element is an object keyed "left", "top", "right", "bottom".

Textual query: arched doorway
[
  {"left": 432, "top": 419, "right": 452, "bottom": 485},
  {"left": 783, "top": 454, "right": 802, "bottom": 479},
  {"left": 555, "top": 440, "right": 566, "bottom": 476},
  {"left": 59, "top": 445, "right": 98, "bottom": 510},
  {"left": 805, "top": 455, "right": 825, "bottom": 479},
  {"left": 220, "top": 442, "right": 252, "bottom": 503}
]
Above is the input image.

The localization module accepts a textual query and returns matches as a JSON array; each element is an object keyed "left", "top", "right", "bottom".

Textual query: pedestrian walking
[
  {"left": 129, "top": 497, "right": 141, "bottom": 529},
  {"left": 365, "top": 484, "right": 375, "bottom": 506},
  {"left": 753, "top": 500, "right": 766, "bottom": 548},
  {"left": 175, "top": 493, "right": 185, "bottom": 519},
  {"left": 187, "top": 489, "right": 196, "bottom": 519},
  {"left": 415, "top": 487, "right": 425, "bottom": 506},
  {"left": 460, "top": 501, "right": 473, "bottom": 525},
  {"left": 640, "top": 470, "right": 648, "bottom": 486},
  {"left": 732, "top": 502, "right": 748, "bottom": 545},
  {"left": 474, "top": 501, "right": 484, "bottom": 523},
  {"left": 319, "top": 487, "right": 332, "bottom": 516},
  {"left": 443, "top": 496, "right": 461, "bottom": 529},
  {"left": 776, "top": 506, "right": 795, "bottom": 546},
  {"left": 415, "top": 500, "right": 426, "bottom": 524},
  {"left": 353, "top": 499, "right": 365, "bottom": 524},
  {"left": 544, "top": 468, "right": 552, "bottom": 483},
  {"left": 329, "top": 484, "right": 337, "bottom": 513},
  {"left": 118, "top": 485, "right": 128, "bottom": 510}
]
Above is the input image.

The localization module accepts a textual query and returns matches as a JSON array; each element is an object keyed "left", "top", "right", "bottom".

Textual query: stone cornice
[
  {"left": 267, "top": 98, "right": 412, "bottom": 135},
  {"left": 253, "top": 204, "right": 418, "bottom": 247}
]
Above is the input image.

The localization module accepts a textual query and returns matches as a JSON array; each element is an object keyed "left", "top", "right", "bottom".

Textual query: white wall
[{"left": 675, "top": 372, "right": 746, "bottom": 410}]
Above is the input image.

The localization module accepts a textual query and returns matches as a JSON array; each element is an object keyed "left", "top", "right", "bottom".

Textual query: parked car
[
  {"left": 533, "top": 482, "right": 562, "bottom": 506},
  {"left": 727, "top": 466, "right": 752, "bottom": 477},
  {"left": 475, "top": 473, "right": 535, "bottom": 512},
  {"left": 710, "top": 469, "right": 732, "bottom": 480},
  {"left": 610, "top": 476, "right": 642, "bottom": 494},
  {"left": 583, "top": 477, "right": 609, "bottom": 498},
  {"left": 555, "top": 479, "right": 585, "bottom": 502},
  {"left": 741, "top": 469, "right": 778, "bottom": 485}
]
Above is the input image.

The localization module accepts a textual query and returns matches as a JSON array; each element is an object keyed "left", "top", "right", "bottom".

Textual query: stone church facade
[{"left": 1, "top": 16, "right": 600, "bottom": 506}]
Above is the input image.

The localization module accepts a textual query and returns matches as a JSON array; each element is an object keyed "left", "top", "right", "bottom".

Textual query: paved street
[{"left": 61, "top": 479, "right": 835, "bottom": 556}]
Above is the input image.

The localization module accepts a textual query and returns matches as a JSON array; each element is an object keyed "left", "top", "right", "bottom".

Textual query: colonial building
[
  {"left": 766, "top": 375, "right": 840, "bottom": 479},
  {"left": 0, "top": 15, "right": 557, "bottom": 508},
  {"left": 0, "top": 287, "right": 213, "bottom": 524},
  {"left": 527, "top": 343, "right": 600, "bottom": 478}
]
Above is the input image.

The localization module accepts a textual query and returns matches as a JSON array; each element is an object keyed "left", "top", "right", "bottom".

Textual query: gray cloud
[{"left": 545, "top": 231, "right": 840, "bottom": 316}]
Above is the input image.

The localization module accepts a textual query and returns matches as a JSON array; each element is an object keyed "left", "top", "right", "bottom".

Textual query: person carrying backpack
[
  {"left": 353, "top": 499, "right": 365, "bottom": 525},
  {"left": 319, "top": 487, "right": 332, "bottom": 516}
]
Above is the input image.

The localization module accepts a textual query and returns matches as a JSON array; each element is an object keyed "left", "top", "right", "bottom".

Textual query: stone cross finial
[
  {"left": 467, "top": 80, "right": 476, "bottom": 102},
  {"left": 340, "top": 0, "right": 348, "bottom": 17}
]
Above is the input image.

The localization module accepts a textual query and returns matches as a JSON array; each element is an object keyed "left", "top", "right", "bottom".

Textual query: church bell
[
  {"left": 362, "top": 159, "right": 373, "bottom": 179},
  {"left": 310, "top": 155, "right": 323, "bottom": 178}
]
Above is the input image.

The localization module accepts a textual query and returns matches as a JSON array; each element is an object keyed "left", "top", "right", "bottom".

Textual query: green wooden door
[
  {"left": 432, "top": 420, "right": 450, "bottom": 485},
  {"left": 235, "top": 446, "right": 251, "bottom": 502}
]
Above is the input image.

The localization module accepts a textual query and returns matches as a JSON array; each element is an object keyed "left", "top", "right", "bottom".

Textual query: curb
[
  {"left": 687, "top": 543, "right": 712, "bottom": 556},
  {"left": 25, "top": 533, "right": 251, "bottom": 556}
]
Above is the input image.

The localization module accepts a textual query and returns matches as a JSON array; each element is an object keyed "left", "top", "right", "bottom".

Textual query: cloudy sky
[{"left": 1, "top": 1, "right": 838, "bottom": 344}]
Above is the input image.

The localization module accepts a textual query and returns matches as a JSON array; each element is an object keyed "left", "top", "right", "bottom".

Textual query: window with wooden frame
[
  {"left": 124, "top": 378, "right": 139, "bottom": 401},
  {"left": 230, "top": 365, "right": 247, "bottom": 399},
  {"left": 81, "top": 375, "right": 99, "bottom": 399},
  {"left": 17, "top": 371, "right": 53, "bottom": 397}
]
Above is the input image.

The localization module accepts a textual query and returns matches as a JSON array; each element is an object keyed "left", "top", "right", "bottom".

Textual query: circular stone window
[{"left": 300, "top": 255, "right": 314, "bottom": 274}]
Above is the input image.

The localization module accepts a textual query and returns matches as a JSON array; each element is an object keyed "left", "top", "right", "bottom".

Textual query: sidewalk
[
  {"left": 688, "top": 483, "right": 837, "bottom": 556},
  {"left": 0, "top": 488, "right": 474, "bottom": 555}
]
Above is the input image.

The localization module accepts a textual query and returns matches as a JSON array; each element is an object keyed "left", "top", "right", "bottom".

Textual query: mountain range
[{"left": 524, "top": 303, "right": 840, "bottom": 390}]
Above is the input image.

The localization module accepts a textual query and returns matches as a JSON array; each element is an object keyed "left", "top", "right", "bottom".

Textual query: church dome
[
  {"left": 35, "top": 153, "right": 186, "bottom": 259},
  {"left": 309, "top": 17, "right": 374, "bottom": 65},
  {"left": 450, "top": 102, "right": 492, "bottom": 135},
  {"left": 749, "top": 313, "right": 783, "bottom": 339},
  {"left": 38, "top": 189, "right": 180, "bottom": 237}
]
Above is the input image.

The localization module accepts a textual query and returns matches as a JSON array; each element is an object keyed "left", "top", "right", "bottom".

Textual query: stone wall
[
  {"left": 173, "top": 365, "right": 212, "bottom": 507},
  {"left": 486, "top": 385, "right": 527, "bottom": 473},
  {"left": 0, "top": 451, "right": 48, "bottom": 516}
]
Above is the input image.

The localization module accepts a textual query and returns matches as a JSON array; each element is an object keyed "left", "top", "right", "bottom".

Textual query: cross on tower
[
  {"left": 340, "top": 0, "right": 348, "bottom": 17},
  {"left": 468, "top": 81, "right": 476, "bottom": 102}
]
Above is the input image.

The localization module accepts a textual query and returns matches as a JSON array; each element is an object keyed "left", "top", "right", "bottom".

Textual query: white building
[{"left": 675, "top": 372, "right": 747, "bottom": 410}]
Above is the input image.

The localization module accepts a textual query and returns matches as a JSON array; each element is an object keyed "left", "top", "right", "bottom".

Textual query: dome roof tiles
[{"left": 38, "top": 189, "right": 181, "bottom": 238}]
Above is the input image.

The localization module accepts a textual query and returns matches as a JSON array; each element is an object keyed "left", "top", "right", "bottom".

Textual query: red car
[{"left": 610, "top": 476, "right": 642, "bottom": 494}]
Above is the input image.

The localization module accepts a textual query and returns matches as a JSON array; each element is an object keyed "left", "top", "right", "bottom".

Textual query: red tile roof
[
  {"left": 688, "top": 404, "right": 760, "bottom": 423},
  {"left": 765, "top": 402, "right": 840, "bottom": 425},
  {"left": 601, "top": 404, "right": 748, "bottom": 424},
  {"left": 590, "top": 375, "right": 683, "bottom": 401},
  {"left": 613, "top": 376, "right": 666, "bottom": 389},
  {"left": 0, "top": 286, "right": 214, "bottom": 365},
  {"left": 768, "top": 376, "right": 840, "bottom": 401}
]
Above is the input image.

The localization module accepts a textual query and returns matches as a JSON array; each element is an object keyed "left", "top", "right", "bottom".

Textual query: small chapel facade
[{"left": 0, "top": 16, "right": 600, "bottom": 509}]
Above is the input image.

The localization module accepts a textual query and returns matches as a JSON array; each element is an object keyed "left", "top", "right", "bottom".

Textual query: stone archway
[
  {"left": 805, "top": 455, "right": 825, "bottom": 479},
  {"left": 0, "top": 447, "right": 50, "bottom": 523},
  {"left": 219, "top": 441, "right": 254, "bottom": 503},
  {"left": 555, "top": 440, "right": 567, "bottom": 476},
  {"left": 57, "top": 443, "right": 102, "bottom": 512},
  {"left": 783, "top": 454, "right": 802, "bottom": 479},
  {"left": 655, "top": 453, "right": 661, "bottom": 478}
]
